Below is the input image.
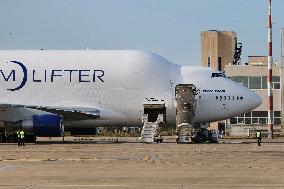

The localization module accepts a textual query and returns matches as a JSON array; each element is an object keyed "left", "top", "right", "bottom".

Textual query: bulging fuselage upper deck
[{"left": 0, "top": 50, "right": 261, "bottom": 127}]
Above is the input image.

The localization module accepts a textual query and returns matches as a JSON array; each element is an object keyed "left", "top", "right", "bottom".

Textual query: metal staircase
[
  {"left": 233, "top": 42, "right": 242, "bottom": 65},
  {"left": 140, "top": 114, "right": 164, "bottom": 143}
]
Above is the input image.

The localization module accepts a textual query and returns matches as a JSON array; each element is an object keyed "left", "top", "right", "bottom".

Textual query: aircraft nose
[{"left": 246, "top": 90, "right": 262, "bottom": 110}]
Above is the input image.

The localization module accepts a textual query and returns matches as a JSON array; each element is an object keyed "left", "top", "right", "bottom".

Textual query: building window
[
  {"left": 272, "top": 76, "right": 280, "bottom": 82},
  {"left": 275, "top": 118, "right": 281, "bottom": 124},
  {"left": 274, "top": 83, "right": 280, "bottom": 89},
  {"left": 245, "top": 118, "right": 251, "bottom": 124},
  {"left": 262, "top": 76, "right": 267, "bottom": 89},
  {"left": 232, "top": 76, "right": 248, "bottom": 88},
  {"left": 252, "top": 118, "right": 259, "bottom": 124},
  {"left": 238, "top": 118, "right": 244, "bottom": 124},
  {"left": 218, "top": 57, "right": 222, "bottom": 71},
  {"left": 229, "top": 111, "right": 281, "bottom": 125},
  {"left": 230, "top": 118, "right": 237, "bottom": 124},
  {"left": 259, "top": 118, "right": 267, "bottom": 124},
  {"left": 208, "top": 57, "right": 211, "bottom": 67},
  {"left": 249, "top": 77, "right": 261, "bottom": 89},
  {"left": 231, "top": 76, "right": 280, "bottom": 90},
  {"left": 252, "top": 111, "right": 267, "bottom": 117},
  {"left": 274, "top": 111, "right": 280, "bottom": 117},
  {"left": 272, "top": 76, "right": 280, "bottom": 89},
  {"left": 245, "top": 112, "right": 251, "bottom": 117}
]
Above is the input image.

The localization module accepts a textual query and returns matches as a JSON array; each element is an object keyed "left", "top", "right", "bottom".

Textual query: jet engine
[{"left": 22, "top": 114, "right": 64, "bottom": 137}]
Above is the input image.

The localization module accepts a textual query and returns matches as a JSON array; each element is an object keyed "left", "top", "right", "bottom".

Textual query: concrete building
[
  {"left": 201, "top": 30, "right": 240, "bottom": 71},
  {"left": 201, "top": 30, "right": 241, "bottom": 132},
  {"left": 200, "top": 29, "right": 284, "bottom": 137},
  {"left": 281, "top": 28, "right": 284, "bottom": 127},
  {"left": 224, "top": 57, "right": 282, "bottom": 137}
]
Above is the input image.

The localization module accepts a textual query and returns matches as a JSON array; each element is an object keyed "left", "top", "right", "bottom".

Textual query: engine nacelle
[
  {"left": 33, "top": 115, "right": 63, "bottom": 137},
  {"left": 22, "top": 114, "right": 63, "bottom": 137}
]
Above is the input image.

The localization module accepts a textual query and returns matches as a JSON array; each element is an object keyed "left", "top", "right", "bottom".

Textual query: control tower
[{"left": 201, "top": 30, "right": 242, "bottom": 71}]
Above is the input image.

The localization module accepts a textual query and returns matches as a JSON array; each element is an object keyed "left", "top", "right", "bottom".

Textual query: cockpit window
[{"left": 211, "top": 72, "right": 226, "bottom": 78}]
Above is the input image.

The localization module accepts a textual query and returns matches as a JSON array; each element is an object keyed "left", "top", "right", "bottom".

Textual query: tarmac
[{"left": 0, "top": 136, "right": 284, "bottom": 189}]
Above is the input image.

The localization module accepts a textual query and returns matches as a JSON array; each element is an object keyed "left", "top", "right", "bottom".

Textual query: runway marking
[
  {"left": 1, "top": 184, "right": 284, "bottom": 188},
  {"left": 0, "top": 184, "right": 129, "bottom": 188},
  {"left": 0, "top": 158, "right": 99, "bottom": 162}
]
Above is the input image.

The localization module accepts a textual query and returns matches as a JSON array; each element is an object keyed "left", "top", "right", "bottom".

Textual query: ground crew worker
[
  {"left": 16, "top": 129, "right": 21, "bottom": 146},
  {"left": 256, "top": 130, "right": 262, "bottom": 146},
  {"left": 19, "top": 129, "right": 25, "bottom": 146}
]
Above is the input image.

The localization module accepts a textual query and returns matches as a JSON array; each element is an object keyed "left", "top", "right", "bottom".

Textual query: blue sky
[{"left": 0, "top": 0, "right": 283, "bottom": 65}]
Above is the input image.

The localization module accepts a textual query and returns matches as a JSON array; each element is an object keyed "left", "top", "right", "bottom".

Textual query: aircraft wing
[
  {"left": 0, "top": 104, "right": 101, "bottom": 121},
  {"left": 27, "top": 106, "right": 100, "bottom": 121}
]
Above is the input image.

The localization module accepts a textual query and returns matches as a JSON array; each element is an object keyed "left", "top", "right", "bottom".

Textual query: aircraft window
[
  {"left": 232, "top": 96, "right": 235, "bottom": 100},
  {"left": 211, "top": 72, "right": 226, "bottom": 78},
  {"left": 216, "top": 96, "right": 218, "bottom": 100},
  {"left": 224, "top": 96, "right": 226, "bottom": 100},
  {"left": 240, "top": 96, "right": 243, "bottom": 100},
  {"left": 220, "top": 96, "right": 222, "bottom": 101},
  {"left": 228, "top": 96, "right": 230, "bottom": 100},
  {"left": 237, "top": 96, "right": 239, "bottom": 100}
]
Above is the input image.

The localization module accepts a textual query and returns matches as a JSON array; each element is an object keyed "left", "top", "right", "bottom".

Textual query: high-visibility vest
[
  {"left": 256, "top": 132, "right": 261, "bottom": 138},
  {"left": 17, "top": 131, "right": 21, "bottom": 138},
  {"left": 20, "top": 131, "right": 25, "bottom": 139}
]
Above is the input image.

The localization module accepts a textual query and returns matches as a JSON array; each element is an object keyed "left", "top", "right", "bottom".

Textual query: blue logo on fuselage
[{"left": 0, "top": 61, "right": 105, "bottom": 91}]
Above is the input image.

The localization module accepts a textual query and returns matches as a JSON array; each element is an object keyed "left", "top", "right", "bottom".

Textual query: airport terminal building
[
  {"left": 225, "top": 56, "right": 283, "bottom": 136},
  {"left": 201, "top": 30, "right": 284, "bottom": 137}
]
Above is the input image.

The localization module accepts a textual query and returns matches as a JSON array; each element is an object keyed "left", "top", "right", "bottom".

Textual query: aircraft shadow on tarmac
[{"left": 2, "top": 138, "right": 284, "bottom": 145}]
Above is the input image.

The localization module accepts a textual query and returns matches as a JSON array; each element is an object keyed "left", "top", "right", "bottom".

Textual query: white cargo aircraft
[{"left": 0, "top": 50, "right": 261, "bottom": 137}]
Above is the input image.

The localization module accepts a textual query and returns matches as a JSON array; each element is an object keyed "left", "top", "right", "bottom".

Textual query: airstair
[
  {"left": 140, "top": 104, "right": 165, "bottom": 143},
  {"left": 140, "top": 123, "right": 157, "bottom": 143}
]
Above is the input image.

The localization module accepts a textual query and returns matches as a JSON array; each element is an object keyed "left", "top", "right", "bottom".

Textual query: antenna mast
[{"left": 267, "top": 0, "right": 274, "bottom": 138}]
